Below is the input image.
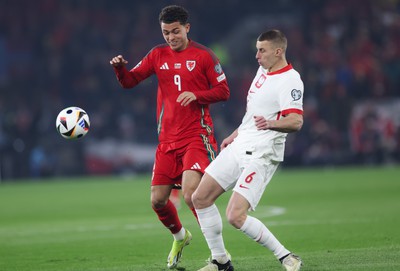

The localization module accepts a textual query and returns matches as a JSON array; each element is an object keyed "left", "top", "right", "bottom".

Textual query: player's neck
[
  {"left": 176, "top": 39, "right": 190, "bottom": 52},
  {"left": 268, "top": 58, "right": 287, "bottom": 73}
]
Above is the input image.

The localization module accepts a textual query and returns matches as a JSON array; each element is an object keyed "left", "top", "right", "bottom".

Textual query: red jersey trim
[
  {"left": 267, "top": 63, "right": 293, "bottom": 75},
  {"left": 281, "top": 108, "right": 303, "bottom": 116}
]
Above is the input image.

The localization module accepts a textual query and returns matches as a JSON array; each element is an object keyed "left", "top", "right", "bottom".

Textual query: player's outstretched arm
[
  {"left": 110, "top": 55, "right": 142, "bottom": 89},
  {"left": 110, "top": 55, "right": 128, "bottom": 67}
]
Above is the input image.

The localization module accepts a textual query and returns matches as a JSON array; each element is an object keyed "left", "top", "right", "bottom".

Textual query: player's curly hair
[{"left": 159, "top": 5, "right": 189, "bottom": 25}]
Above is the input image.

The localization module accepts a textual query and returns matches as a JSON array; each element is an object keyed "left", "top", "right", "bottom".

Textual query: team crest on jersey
[
  {"left": 255, "top": 74, "right": 266, "bottom": 88},
  {"left": 291, "top": 89, "right": 302, "bottom": 101},
  {"left": 186, "top": 60, "right": 196, "bottom": 71}
]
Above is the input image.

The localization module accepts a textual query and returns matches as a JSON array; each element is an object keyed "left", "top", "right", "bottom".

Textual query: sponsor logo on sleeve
[
  {"left": 214, "top": 63, "right": 223, "bottom": 74},
  {"left": 291, "top": 89, "right": 302, "bottom": 101},
  {"left": 217, "top": 73, "right": 226, "bottom": 82}
]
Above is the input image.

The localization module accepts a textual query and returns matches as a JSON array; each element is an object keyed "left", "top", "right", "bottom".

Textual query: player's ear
[{"left": 185, "top": 23, "right": 190, "bottom": 33}]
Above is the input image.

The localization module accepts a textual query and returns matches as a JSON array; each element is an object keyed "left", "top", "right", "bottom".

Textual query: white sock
[
  {"left": 196, "top": 204, "right": 228, "bottom": 263},
  {"left": 240, "top": 215, "right": 290, "bottom": 259},
  {"left": 173, "top": 227, "right": 186, "bottom": 241}
]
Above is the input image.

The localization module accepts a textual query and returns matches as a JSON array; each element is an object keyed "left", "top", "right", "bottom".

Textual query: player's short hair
[
  {"left": 159, "top": 5, "right": 189, "bottom": 25},
  {"left": 258, "top": 30, "right": 287, "bottom": 51}
]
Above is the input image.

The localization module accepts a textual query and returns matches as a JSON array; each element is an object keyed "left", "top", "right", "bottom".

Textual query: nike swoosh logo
[{"left": 239, "top": 184, "right": 249, "bottom": 189}]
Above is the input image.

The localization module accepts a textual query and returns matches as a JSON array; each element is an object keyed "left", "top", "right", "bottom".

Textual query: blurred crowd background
[{"left": 1, "top": 0, "right": 400, "bottom": 180}]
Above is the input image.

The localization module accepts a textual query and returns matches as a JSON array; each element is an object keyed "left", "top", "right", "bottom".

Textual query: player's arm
[
  {"left": 176, "top": 66, "right": 229, "bottom": 106},
  {"left": 254, "top": 112, "right": 303, "bottom": 133},
  {"left": 220, "top": 129, "right": 239, "bottom": 150},
  {"left": 192, "top": 53, "right": 230, "bottom": 104},
  {"left": 110, "top": 53, "right": 154, "bottom": 89},
  {"left": 256, "top": 77, "right": 304, "bottom": 133},
  {"left": 193, "top": 77, "right": 229, "bottom": 104}
]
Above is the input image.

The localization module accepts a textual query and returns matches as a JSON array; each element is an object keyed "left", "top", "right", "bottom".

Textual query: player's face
[
  {"left": 255, "top": 40, "right": 280, "bottom": 71},
  {"left": 161, "top": 22, "right": 190, "bottom": 51}
]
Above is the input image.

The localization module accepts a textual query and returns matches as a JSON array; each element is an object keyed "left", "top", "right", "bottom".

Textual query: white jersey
[
  {"left": 231, "top": 64, "right": 304, "bottom": 162},
  {"left": 205, "top": 63, "right": 304, "bottom": 209}
]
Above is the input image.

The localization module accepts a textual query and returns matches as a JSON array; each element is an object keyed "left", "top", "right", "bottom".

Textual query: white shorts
[{"left": 205, "top": 143, "right": 280, "bottom": 211}]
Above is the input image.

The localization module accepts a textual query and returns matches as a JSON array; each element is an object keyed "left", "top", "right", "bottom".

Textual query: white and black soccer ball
[{"left": 56, "top": 106, "right": 90, "bottom": 139}]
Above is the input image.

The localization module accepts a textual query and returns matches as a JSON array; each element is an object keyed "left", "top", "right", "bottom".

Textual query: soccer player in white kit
[{"left": 192, "top": 29, "right": 304, "bottom": 271}]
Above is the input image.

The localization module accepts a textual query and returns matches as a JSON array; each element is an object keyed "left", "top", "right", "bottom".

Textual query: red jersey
[{"left": 114, "top": 40, "right": 229, "bottom": 143}]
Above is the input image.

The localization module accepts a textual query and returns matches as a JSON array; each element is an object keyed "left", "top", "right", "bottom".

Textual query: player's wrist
[{"left": 267, "top": 120, "right": 277, "bottom": 130}]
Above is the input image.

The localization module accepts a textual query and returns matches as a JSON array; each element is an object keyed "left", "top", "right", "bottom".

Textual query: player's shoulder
[
  {"left": 281, "top": 65, "right": 302, "bottom": 81},
  {"left": 189, "top": 41, "right": 219, "bottom": 63},
  {"left": 147, "top": 43, "right": 170, "bottom": 55},
  {"left": 288, "top": 66, "right": 301, "bottom": 75},
  {"left": 189, "top": 40, "right": 210, "bottom": 51},
  {"left": 285, "top": 67, "right": 304, "bottom": 90},
  {"left": 289, "top": 68, "right": 303, "bottom": 84},
  {"left": 141, "top": 44, "right": 170, "bottom": 62}
]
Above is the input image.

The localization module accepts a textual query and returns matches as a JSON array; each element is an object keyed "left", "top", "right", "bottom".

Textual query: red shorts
[{"left": 151, "top": 134, "right": 218, "bottom": 186}]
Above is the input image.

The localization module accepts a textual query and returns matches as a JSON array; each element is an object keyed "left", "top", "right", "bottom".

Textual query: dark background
[{"left": 1, "top": 0, "right": 399, "bottom": 180}]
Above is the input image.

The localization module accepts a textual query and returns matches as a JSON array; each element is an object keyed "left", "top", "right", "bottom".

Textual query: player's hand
[
  {"left": 220, "top": 137, "right": 234, "bottom": 150},
  {"left": 220, "top": 129, "right": 238, "bottom": 150},
  {"left": 110, "top": 55, "right": 128, "bottom": 67},
  {"left": 176, "top": 91, "right": 197, "bottom": 106},
  {"left": 254, "top": 115, "right": 273, "bottom": 130}
]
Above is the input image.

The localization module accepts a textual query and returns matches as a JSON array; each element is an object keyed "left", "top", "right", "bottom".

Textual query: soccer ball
[{"left": 56, "top": 106, "right": 90, "bottom": 139}]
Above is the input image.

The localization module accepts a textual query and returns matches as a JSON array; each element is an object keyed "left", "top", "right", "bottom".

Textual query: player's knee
[
  {"left": 151, "top": 196, "right": 168, "bottom": 210},
  {"left": 226, "top": 210, "right": 246, "bottom": 229},
  {"left": 191, "top": 190, "right": 200, "bottom": 207},
  {"left": 191, "top": 189, "right": 207, "bottom": 208},
  {"left": 182, "top": 190, "right": 194, "bottom": 208},
  {"left": 151, "top": 201, "right": 166, "bottom": 210}
]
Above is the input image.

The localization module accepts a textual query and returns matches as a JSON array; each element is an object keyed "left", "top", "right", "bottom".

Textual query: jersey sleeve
[
  {"left": 192, "top": 51, "right": 230, "bottom": 104},
  {"left": 279, "top": 74, "right": 304, "bottom": 116},
  {"left": 113, "top": 49, "right": 156, "bottom": 89}
]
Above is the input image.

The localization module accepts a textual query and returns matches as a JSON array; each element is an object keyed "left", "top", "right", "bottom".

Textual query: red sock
[
  {"left": 190, "top": 207, "right": 199, "bottom": 224},
  {"left": 153, "top": 200, "right": 182, "bottom": 234}
]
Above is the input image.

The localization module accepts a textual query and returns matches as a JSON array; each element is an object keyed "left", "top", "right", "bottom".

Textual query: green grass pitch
[{"left": 1, "top": 166, "right": 399, "bottom": 271}]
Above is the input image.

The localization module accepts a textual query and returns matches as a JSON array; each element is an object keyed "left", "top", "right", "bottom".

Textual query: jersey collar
[{"left": 267, "top": 63, "right": 293, "bottom": 75}]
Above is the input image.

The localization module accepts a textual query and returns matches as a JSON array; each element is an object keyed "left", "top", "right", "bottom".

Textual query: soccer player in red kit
[{"left": 110, "top": 5, "right": 229, "bottom": 269}]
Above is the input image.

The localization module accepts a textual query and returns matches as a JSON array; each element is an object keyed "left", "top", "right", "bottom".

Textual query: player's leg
[
  {"left": 170, "top": 188, "right": 181, "bottom": 209},
  {"left": 193, "top": 173, "right": 232, "bottom": 270},
  {"left": 230, "top": 160, "right": 302, "bottom": 271},
  {"left": 181, "top": 135, "right": 218, "bottom": 220},
  {"left": 227, "top": 191, "right": 290, "bottom": 258},
  {"left": 160, "top": 170, "right": 201, "bottom": 269},
  {"left": 151, "top": 146, "right": 190, "bottom": 269},
  {"left": 158, "top": 169, "right": 202, "bottom": 269},
  {"left": 192, "top": 146, "right": 238, "bottom": 271},
  {"left": 192, "top": 172, "right": 226, "bottom": 208},
  {"left": 151, "top": 146, "right": 183, "bottom": 235},
  {"left": 151, "top": 183, "right": 192, "bottom": 269},
  {"left": 151, "top": 184, "right": 182, "bottom": 233},
  {"left": 181, "top": 169, "right": 202, "bottom": 218}
]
